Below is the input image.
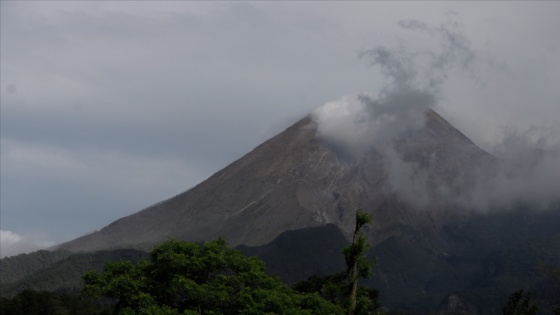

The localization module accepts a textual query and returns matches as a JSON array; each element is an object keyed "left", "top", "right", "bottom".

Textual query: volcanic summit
[{"left": 57, "top": 106, "right": 493, "bottom": 252}]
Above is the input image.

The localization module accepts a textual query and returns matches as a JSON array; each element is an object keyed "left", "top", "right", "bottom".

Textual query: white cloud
[
  {"left": 0, "top": 230, "right": 21, "bottom": 245},
  {"left": 312, "top": 95, "right": 373, "bottom": 151},
  {"left": 0, "top": 230, "right": 53, "bottom": 258}
]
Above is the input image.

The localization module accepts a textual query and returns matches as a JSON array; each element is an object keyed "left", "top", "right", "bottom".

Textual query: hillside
[
  {"left": 0, "top": 249, "right": 147, "bottom": 297},
  {"left": 4, "top": 210, "right": 559, "bottom": 312},
  {"left": 0, "top": 250, "right": 73, "bottom": 285}
]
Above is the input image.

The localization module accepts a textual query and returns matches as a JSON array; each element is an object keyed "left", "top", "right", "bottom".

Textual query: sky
[{"left": 1, "top": 1, "right": 559, "bottom": 258}]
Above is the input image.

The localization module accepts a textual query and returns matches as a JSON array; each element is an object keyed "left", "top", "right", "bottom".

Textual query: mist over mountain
[{"left": 312, "top": 13, "right": 560, "bottom": 212}]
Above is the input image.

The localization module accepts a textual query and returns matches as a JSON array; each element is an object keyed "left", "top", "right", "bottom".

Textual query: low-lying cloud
[
  {"left": 0, "top": 230, "right": 54, "bottom": 258},
  {"left": 461, "top": 127, "right": 560, "bottom": 211}
]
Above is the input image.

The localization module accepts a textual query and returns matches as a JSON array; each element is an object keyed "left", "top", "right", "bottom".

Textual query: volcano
[
  {"left": 56, "top": 108, "right": 493, "bottom": 252},
  {"left": 11, "top": 108, "right": 560, "bottom": 313}
]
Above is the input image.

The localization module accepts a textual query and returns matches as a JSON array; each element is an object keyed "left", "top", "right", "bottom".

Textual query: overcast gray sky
[{"left": 1, "top": 1, "right": 559, "bottom": 257}]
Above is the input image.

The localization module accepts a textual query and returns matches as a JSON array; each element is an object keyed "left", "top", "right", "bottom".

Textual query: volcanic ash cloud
[{"left": 311, "top": 90, "right": 432, "bottom": 154}]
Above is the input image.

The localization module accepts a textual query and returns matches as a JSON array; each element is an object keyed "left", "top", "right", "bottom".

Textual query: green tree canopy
[{"left": 82, "top": 238, "right": 344, "bottom": 315}]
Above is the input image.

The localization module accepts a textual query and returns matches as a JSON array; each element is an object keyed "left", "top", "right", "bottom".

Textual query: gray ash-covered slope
[{"left": 57, "top": 109, "right": 492, "bottom": 253}]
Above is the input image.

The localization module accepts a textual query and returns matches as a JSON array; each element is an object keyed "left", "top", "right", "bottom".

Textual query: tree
[
  {"left": 345, "top": 210, "right": 375, "bottom": 315},
  {"left": 82, "top": 238, "right": 344, "bottom": 314},
  {"left": 0, "top": 290, "right": 110, "bottom": 315},
  {"left": 294, "top": 209, "right": 381, "bottom": 315},
  {"left": 548, "top": 266, "right": 560, "bottom": 315},
  {"left": 502, "top": 290, "right": 538, "bottom": 315},
  {"left": 536, "top": 264, "right": 560, "bottom": 314}
]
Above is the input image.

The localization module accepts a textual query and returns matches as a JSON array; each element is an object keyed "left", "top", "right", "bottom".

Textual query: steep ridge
[{"left": 56, "top": 109, "right": 493, "bottom": 252}]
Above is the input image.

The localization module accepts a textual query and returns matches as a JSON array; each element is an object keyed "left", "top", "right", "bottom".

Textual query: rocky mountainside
[{"left": 56, "top": 109, "right": 493, "bottom": 252}]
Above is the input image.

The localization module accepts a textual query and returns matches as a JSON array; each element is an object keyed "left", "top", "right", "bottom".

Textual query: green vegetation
[
  {"left": 502, "top": 290, "right": 538, "bottom": 315},
  {"left": 79, "top": 210, "right": 381, "bottom": 314},
  {"left": 294, "top": 210, "right": 382, "bottom": 315},
  {"left": 547, "top": 266, "right": 560, "bottom": 315},
  {"left": 1, "top": 221, "right": 382, "bottom": 315},
  {"left": 346, "top": 210, "right": 375, "bottom": 315},
  {"left": 0, "top": 250, "right": 73, "bottom": 284},
  {"left": 0, "top": 289, "right": 111, "bottom": 315},
  {"left": 2, "top": 207, "right": 559, "bottom": 313},
  {"left": 0, "top": 249, "right": 148, "bottom": 297},
  {"left": 82, "top": 238, "right": 346, "bottom": 314}
]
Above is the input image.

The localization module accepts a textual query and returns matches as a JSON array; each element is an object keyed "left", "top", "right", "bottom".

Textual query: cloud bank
[{"left": 0, "top": 230, "right": 54, "bottom": 258}]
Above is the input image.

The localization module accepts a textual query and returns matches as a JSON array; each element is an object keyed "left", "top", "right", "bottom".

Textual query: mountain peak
[{"left": 56, "top": 108, "right": 491, "bottom": 252}]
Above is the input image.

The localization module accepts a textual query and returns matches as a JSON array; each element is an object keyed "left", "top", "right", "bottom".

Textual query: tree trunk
[
  {"left": 347, "top": 214, "right": 364, "bottom": 315},
  {"left": 348, "top": 249, "right": 359, "bottom": 314}
]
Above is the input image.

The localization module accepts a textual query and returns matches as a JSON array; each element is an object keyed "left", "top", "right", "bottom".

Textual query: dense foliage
[
  {"left": 547, "top": 266, "right": 560, "bottom": 315},
  {"left": 502, "top": 290, "right": 538, "bottom": 315},
  {"left": 0, "top": 249, "right": 148, "bottom": 297},
  {"left": 0, "top": 250, "right": 73, "bottom": 285},
  {"left": 0, "top": 289, "right": 111, "bottom": 315},
  {"left": 294, "top": 272, "right": 381, "bottom": 315},
  {"left": 82, "top": 238, "right": 345, "bottom": 314}
]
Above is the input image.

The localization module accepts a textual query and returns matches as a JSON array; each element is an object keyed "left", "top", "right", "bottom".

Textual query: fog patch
[{"left": 463, "top": 127, "right": 560, "bottom": 211}]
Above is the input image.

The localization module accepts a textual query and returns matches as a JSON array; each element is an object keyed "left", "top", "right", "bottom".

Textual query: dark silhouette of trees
[
  {"left": 0, "top": 289, "right": 110, "bottom": 315},
  {"left": 3, "top": 210, "right": 382, "bottom": 314},
  {"left": 547, "top": 266, "right": 560, "bottom": 315},
  {"left": 502, "top": 290, "right": 538, "bottom": 315}
]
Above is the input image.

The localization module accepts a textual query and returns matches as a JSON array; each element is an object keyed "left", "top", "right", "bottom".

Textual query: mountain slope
[
  {"left": 12, "top": 208, "right": 559, "bottom": 313},
  {"left": 56, "top": 109, "right": 493, "bottom": 252},
  {"left": 0, "top": 250, "right": 73, "bottom": 285},
  {"left": 0, "top": 249, "right": 148, "bottom": 297}
]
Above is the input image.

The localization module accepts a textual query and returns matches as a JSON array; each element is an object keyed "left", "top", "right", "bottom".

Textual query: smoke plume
[
  {"left": 312, "top": 14, "right": 560, "bottom": 212},
  {"left": 313, "top": 13, "right": 475, "bottom": 153}
]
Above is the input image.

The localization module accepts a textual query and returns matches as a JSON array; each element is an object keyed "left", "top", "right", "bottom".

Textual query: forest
[{"left": 1, "top": 212, "right": 559, "bottom": 315}]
